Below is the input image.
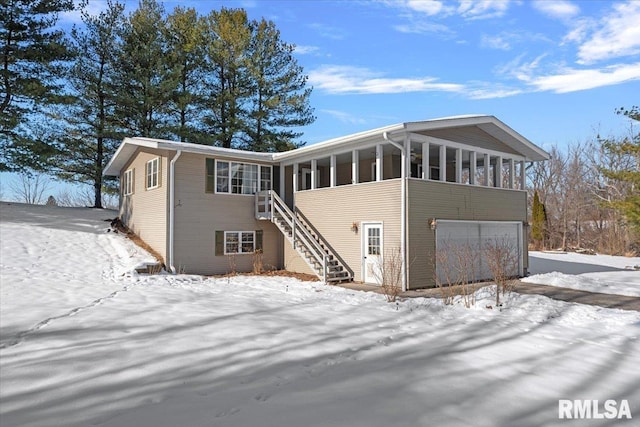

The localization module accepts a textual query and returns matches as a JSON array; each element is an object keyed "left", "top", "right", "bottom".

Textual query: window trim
[
  {"left": 123, "top": 169, "right": 134, "bottom": 196},
  {"left": 146, "top": 157, "right": 159, "bottom": 190},
  {"left": 224, "top": 231, "right": 256, "bottom": 255},
  {"left": 213, "top": 159, "right": 272, "bottom": 196}
]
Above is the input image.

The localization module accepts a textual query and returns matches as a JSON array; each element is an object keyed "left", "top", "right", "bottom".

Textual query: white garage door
[{"left": 435, "top": 220, "right": 523, "bottom": 284}]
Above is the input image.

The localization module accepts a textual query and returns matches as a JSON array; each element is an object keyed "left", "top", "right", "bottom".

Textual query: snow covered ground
[
  {"left": 527, "top": 251, "right": 640, "bottom": 297},
  {"left": 1, "top": 202, "right": 639, "bottom": 427}
]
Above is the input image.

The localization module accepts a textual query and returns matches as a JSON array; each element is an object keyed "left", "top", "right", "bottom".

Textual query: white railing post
[
  {"left": 323, "top": 254, "right": 327, "bottom": 283},
  {"left": 292, "top": 209, "right": 297, "bottom": 249},
  {"left": 270, "top": 190, "right": 274, "bottom": 220}
]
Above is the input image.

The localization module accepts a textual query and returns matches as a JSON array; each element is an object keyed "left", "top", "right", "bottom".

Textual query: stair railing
[{"left": 266, "top": 190, "right": 328, "bottom": 282}]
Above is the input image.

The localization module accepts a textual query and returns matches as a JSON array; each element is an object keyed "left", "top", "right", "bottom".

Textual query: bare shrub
[
  {"left": 434, "top": 242, "right": 479, "bottom": 308},
  {"left": 485, "top": 237, "right": 520, "bottom": 306},
  {"left": 227, "top": 254, "right": 237, "bottom": 275},
  {"left": 253, "top": 249, "right": 264, "bottom": 274},
  {"left": 375, "top": 247, "right": 403, "bottom": 303}
]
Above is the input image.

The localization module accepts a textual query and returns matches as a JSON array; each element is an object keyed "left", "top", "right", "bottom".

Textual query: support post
[
  {"left": 422, "top": 142, "right": 429, "bottom": 179},
  {"left": 352, "top": 150, "right": 359, "bottom": 184},
  {"left": 508, "top": 158, "right": 515, "bottom": 189},
  {"left": 469, "top": 151, "right": 476, "bottom": 185},
  {"left": 330, "top": 154, "right": 336, "bottom": 187},
  {"left": 455, "top": 148, "right": 462, "bottom": 183},
  {"left": 439, "top": 145, "right": 446, "bottom": 182},
  {"left": 484, "top": 153, "right": 490, "bottom": 186},
  {"left": 376, "top": 144, "right": 383, "bottom": 181},
  {"left": 311, "top": 159, "right": 317, "bottom": 190},
  {"left": 496, "top": 156, "right": 503, "bottom": 188}
]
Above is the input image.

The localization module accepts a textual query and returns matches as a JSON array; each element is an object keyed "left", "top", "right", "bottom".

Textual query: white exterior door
[{"left": 362, "top": 222, "right": 383, "bottom": 284}]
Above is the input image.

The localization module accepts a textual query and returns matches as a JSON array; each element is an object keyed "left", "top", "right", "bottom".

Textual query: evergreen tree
[
  {"left": 600, "top": 106, "right": 640, "bottom": 233},
  {"left": 52, "top": 1, "right": 125, "bottom": 208},
  {"left": 243, "top": 18, "right": 314, "bottom": 152},
  {"left": 165, "top": 7, "right": 207, "bottom": 143},
  {"left": 531, "top": 190, "right": 547, "bottom": 249},
  {"left": 0, "top": 0, "right": 74, "bottom": 171},
  {"left": 201, "top": 8, "right": 252, "bottom": 148},
  {"left": 115, "top": 0, "right": 177, "bottom": 138}
]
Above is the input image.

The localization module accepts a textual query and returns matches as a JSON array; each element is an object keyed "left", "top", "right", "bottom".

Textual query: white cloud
[
  {"left": 309, "top": 23, "right": 347, "bottom": 40},
  {"left": 393, "top": 21, "right": 453, "bottom": 35},
  {"left": 457, "top": 0, "right": 512, "bottom": 20},
  {"left": 404, "top": 0, "right": 452, "bottom": 16},
  {"left": 308, "top": 65, "right": 464, "bottom": 95},
  {"left": 60, "top": 0, "right": 109, "bottom": 24},
  {"left": 321, "top": 110, "right": 368, "bottom": 125},
  {"left": 481, "top": 34, "right": 512, "bottom": 50},
  {"left": 529, "top": 62, "right": 640, "bottom": 93},
  {"left": 496, "top": 54, "right": 550, "bottom": 82},
  {"left": 532, "top": 0, "right": 580, "bottom": 20},
  {"left": 576, "top": 1, "right": 640, "bottom": 64},
  {"left": 295, "top": 45, "right": 320, "bottom": 55}
]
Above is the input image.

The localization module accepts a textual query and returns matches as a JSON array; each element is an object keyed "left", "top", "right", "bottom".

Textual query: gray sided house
[{"left": 104, "top": 115, "right": 550, "bottom": 290}]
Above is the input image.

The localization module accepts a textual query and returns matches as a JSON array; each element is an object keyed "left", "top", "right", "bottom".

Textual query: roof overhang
[
  {"left": 104, "top": 115, "right": 550, "bottom": 176},
  {"left": 103, "top": 137, "right": 275, "bottom": 176}
]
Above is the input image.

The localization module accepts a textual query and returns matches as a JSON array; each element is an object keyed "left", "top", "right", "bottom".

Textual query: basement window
[{"left": 225, "top": 231, "right": 255, "bottom": 254}]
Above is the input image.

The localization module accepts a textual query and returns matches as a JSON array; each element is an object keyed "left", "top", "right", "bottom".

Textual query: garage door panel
[{"left": 436, "top": 220, "right": 522, "bottom": 284}]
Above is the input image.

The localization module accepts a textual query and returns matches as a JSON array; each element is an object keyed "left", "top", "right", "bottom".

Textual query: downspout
[
  {"left": 382, "top": 131, "right": 407, "bottom": 292},
  {"left": 168, "top": 150, "right": 182, "bottom": 274}
]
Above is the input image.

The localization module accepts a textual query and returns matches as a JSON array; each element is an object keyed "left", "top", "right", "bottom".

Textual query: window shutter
[
  {"left": 157, "top": 158, "right": 162, "bottom": 187},
  {"left": 205, "top": 158, "right": 215, "bottom": 193},
  {"left": 215, "top": 231, "right": 224, "bottom": 256},
  {"left": 132, "top": 168, "right": 135, "bottom": 194},
  {"left": 255, "top": 230, "right": 263, "bottom": 252}
]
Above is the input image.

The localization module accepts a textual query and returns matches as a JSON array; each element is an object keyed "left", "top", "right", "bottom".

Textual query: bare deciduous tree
[{"left": 10, "top": 173, "right": 52, "bottom": 204}]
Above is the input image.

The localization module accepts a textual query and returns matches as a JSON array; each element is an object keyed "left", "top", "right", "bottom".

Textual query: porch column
[
  {"left": 439, "top": 145, "right": 446, "bottom": 182},
  {"left": 455, "top": 148, "right": 462, "bottom": 183},
  {"left": 422, "top": 142, "right": 429, "bottom": 180},
  {"left": 311, "top": 159, "right": 317, "bottom": 190},
  {"left": 508, "top": 158, "right": 515, "bottom": 189},
  {"left": 520, "top": 160, "right": 526, "bottom": 190},
  {"left": 352, "top": 150, "right": 359, "bottom": 184},
  {"left": 469, "top": 151, "right": 476, "bottom": 185},
  {"left": 376, "top": 144, "right": 383, "bottom": 181},
  {"left": 330, "top": 154, "right": 336, "bottom": 187},
  {"left": 495, "top": 156, "right": 503, "bottom": 188},
  {"left": 279, "top": 165, "right": 285, "bottom": 196},
  {"left": 292, "top": 163, "right": 298, "bottom": 193},
  {"left": 403, "top": 137, "right": 411, "bottom": 179},
  {"left": 483, "top": 153, "right": 490, "bottom": 186}
]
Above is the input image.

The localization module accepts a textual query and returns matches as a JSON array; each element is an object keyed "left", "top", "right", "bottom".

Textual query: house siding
[
  {"left": 289, "top": 180, "right": 402, "bottom": 282},
  {"left": 120, "top": 148, "right": 170, "bottom": 262},
  {"left": 172, "top": 152, "right": 282, "bottom": 275},
  {"left": 406, "top": 178, "right": 528, "bottom": 289}
]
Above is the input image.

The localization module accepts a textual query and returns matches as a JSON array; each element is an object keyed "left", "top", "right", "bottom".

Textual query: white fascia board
[
  {"left": 477, "top": 119, "right": 550, "bottom": 161},
  {"left": 406, "top": 115, "right": 550, "bottom": 162},
  {"left": 274, "top": 123, "right": 405, "bottom": 165},
  {"left": 103, "top": 137, "right": 275, "bottom": 176},
  {"left": 103, "top": 137, "right": 159, "bottom": 176}
]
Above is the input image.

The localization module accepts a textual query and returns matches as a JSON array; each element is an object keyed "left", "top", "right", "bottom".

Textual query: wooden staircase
[{"left": 256, "top": 190, "right": 352, "bottom": 283}]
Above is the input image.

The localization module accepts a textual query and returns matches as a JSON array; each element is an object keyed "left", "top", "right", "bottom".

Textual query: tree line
[
  {"left": 1, "top": 0, "right": 314, "bottom": 207},
  {"left": 529, "top": 107, "right": 639, "bottom": 255}
]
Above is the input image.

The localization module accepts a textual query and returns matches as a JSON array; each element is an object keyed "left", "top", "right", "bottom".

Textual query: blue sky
[{"left": 60, "top": 0, "right": 639, "bottom": 151}]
